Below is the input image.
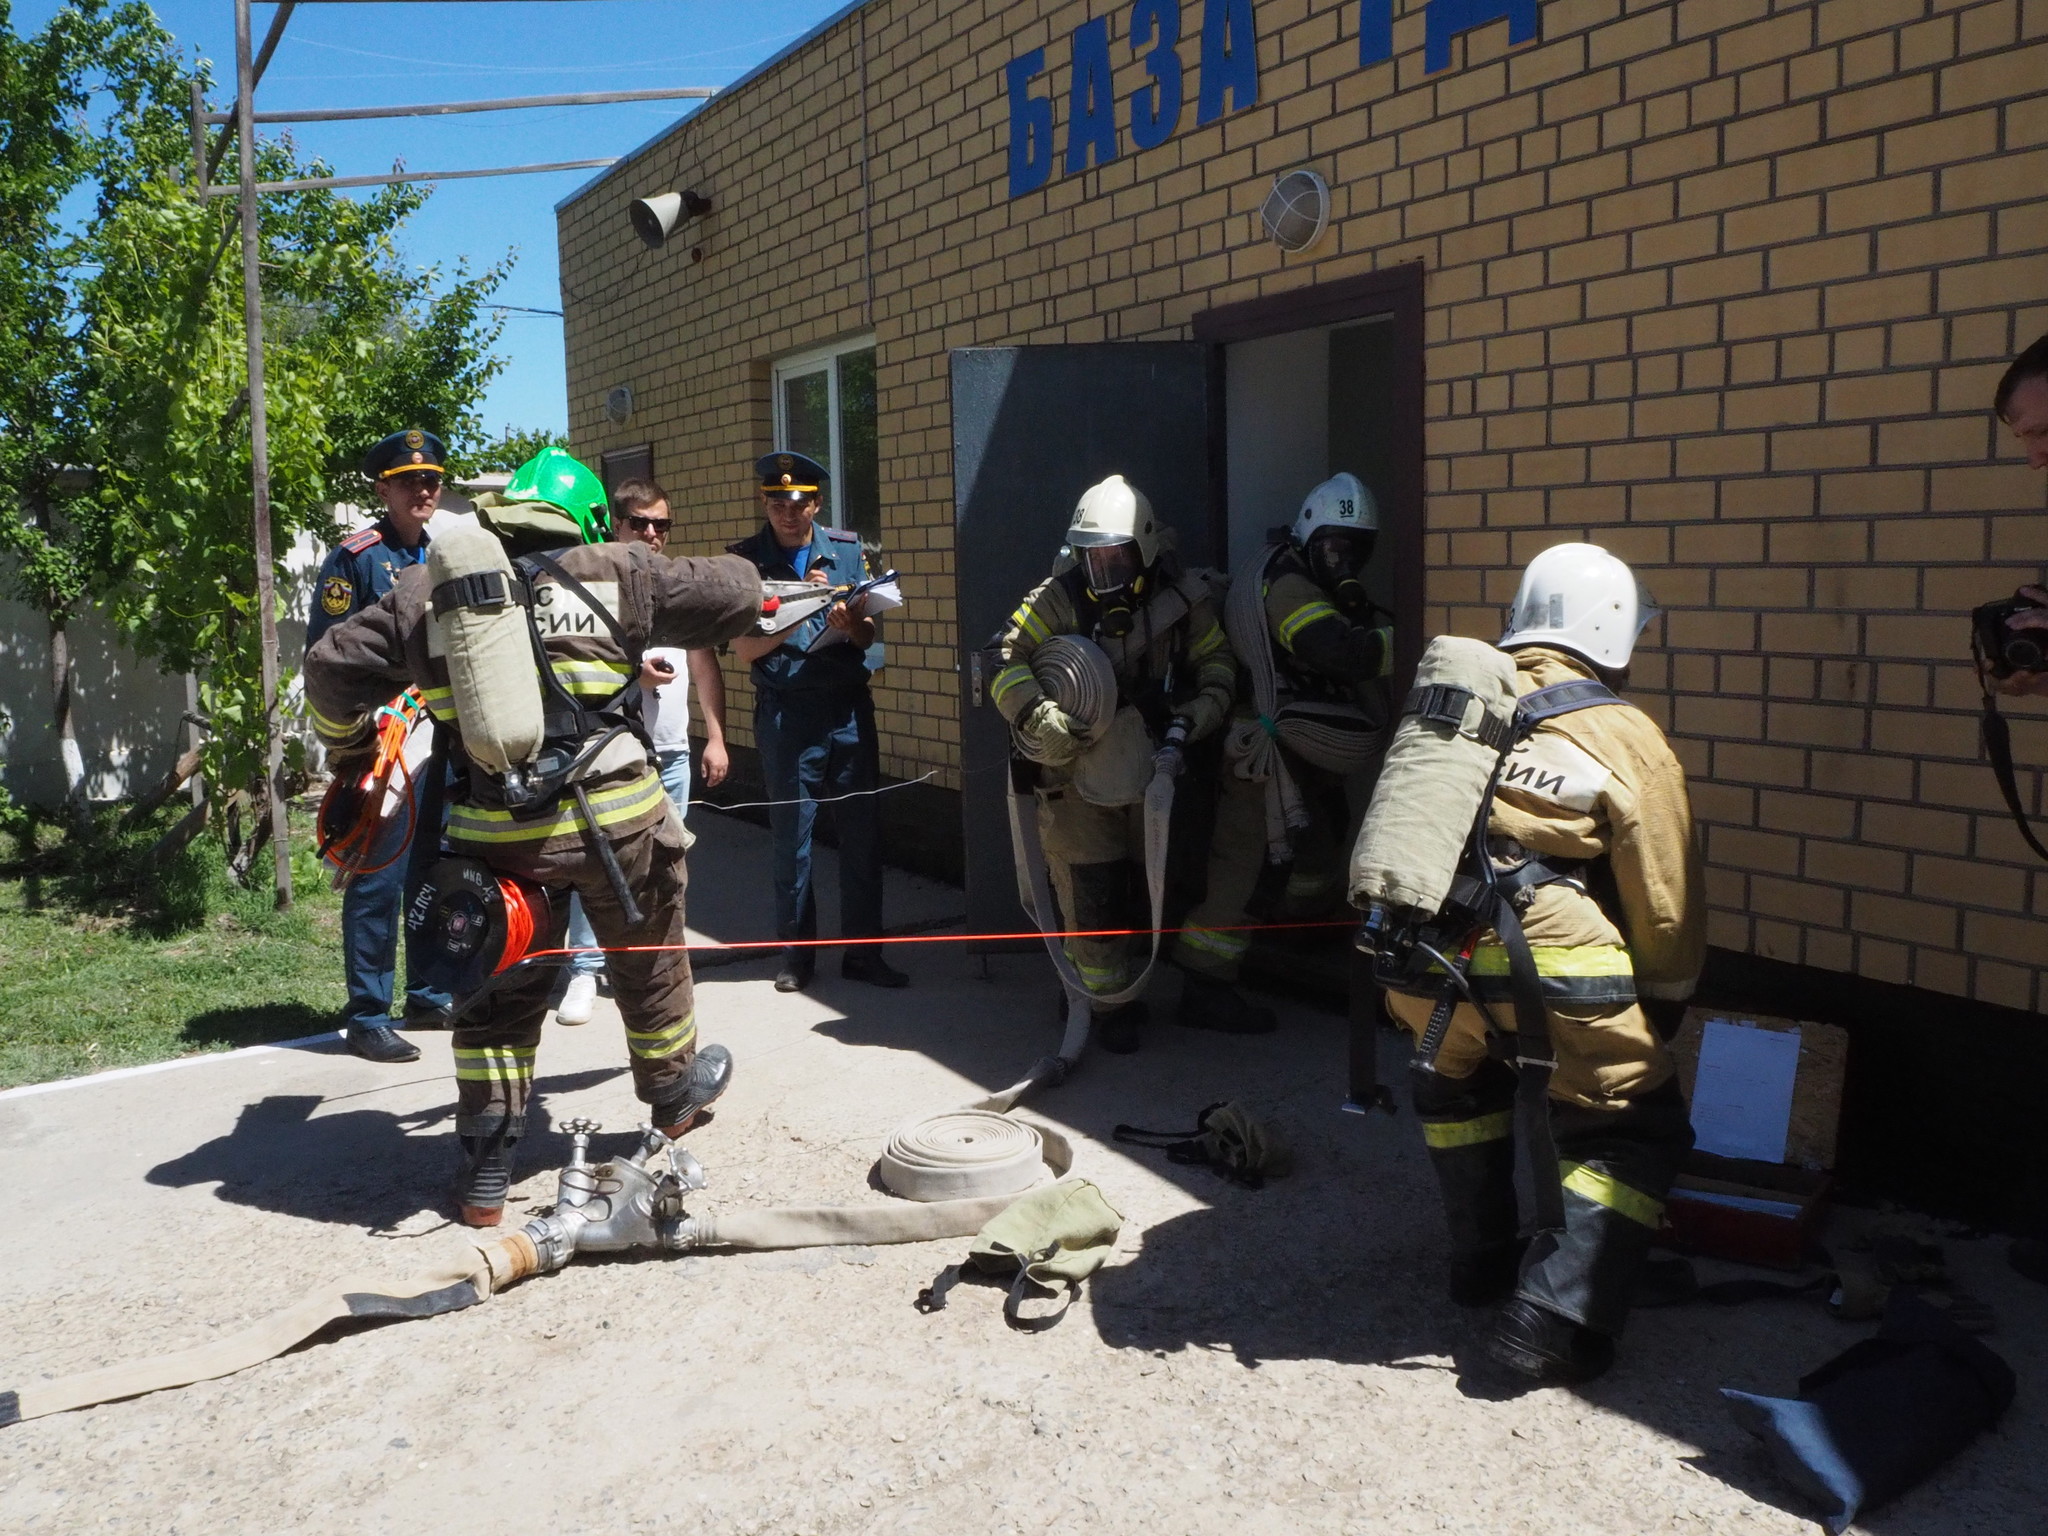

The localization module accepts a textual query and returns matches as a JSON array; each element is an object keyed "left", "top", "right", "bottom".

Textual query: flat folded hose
[{"left": 2, "top": 1104, "right": 1080, "bottom": 1426}]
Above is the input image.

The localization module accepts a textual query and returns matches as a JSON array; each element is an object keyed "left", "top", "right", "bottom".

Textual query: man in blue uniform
[
  {"left": 729, "top": 450, "right": 907, "bottom": 993},
  {"left": 307, "top": 428, "right": 453, "bottom": 1062}
]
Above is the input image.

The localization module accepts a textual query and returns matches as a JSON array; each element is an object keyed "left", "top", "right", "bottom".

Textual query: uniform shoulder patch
[
  {"left": 320, "top": 575, "right": 355, "bottom": 616},
  {"left": 339, "top": 526, "right": 384, "bottom": 554},
  {"left": 824, "top": 527, "right": 859, "bottom": 541}
]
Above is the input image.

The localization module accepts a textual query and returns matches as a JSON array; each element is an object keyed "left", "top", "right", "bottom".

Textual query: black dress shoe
[
  {"left": 346, "top": 1025, "right": 421, "bottom": 1064},
  {"left": 401, "top": 1000, "right": 454, "bottom": 1031},
  {"left": 1487, "top": 1297, "right": 1615, "bottom": 1383},
  {"left": 775, "top": 952, "right": 815, "bottom": 993},
  {"left": 842, "top": 950, "right": 909, "bottom": 988}
]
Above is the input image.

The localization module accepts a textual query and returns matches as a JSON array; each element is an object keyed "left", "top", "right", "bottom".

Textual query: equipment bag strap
[
  {"left": 1515, "top": 676, "right": 1621, "bottom": 730},
  {"left": 1490, "top": 890, "right": 1567, "bottom": 1237},
  {"left": 1979, "top": 691, "right": 2048, "bottom": 863}
]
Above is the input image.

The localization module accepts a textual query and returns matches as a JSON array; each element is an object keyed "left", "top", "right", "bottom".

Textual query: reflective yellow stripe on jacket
[
  {"left": 1275, "top": 599, "right": 1341, "bottom": 650},
  {"left": 447, "top": 768, "right": 668, "bottom": 847}
]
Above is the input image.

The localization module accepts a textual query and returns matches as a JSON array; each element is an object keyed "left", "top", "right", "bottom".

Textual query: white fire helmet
[
  {"left": 1292, "top": 472, "right": 1378, "bottom": 544},
  {"left": 1499, "top": 542, "right": 1660, "bottom": 671},
  {"left": 1067, "top": 474, "right": 1162, "bottom": 568}
]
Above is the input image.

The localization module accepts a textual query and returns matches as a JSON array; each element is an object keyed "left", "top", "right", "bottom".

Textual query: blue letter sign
[
  {"left": 1424, "top": 0, "right": 1538, "bottom": 73},
  {"left": 1065, "top": 16, "right": 1119, "bottom": 173},
  {"left": 1128, "top": 0, "right": 1184, "bottom": 152},
  {"left": 1007, "top": 48, "right": 1054, "bottom": 197},
  {"left": 1196, "top": 0, "right": 1259, "bottom": 126},
  {"left": 1359, "top": 0, "right": 1393, "bottom": 67}
]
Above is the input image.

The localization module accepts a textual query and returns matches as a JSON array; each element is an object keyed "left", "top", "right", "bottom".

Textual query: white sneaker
[{"left": 557, "top": 973, "right": 599, "bottom": 1026}]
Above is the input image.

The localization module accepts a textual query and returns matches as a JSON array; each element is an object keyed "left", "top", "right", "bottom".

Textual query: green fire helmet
[{"left": 504, "top": 446, "right": 610, "bottom": 543}]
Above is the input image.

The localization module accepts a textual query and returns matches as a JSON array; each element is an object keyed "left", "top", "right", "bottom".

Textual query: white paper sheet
[{"left": 1690, "top": 1019, "right": 1802, "bottom": 1164}]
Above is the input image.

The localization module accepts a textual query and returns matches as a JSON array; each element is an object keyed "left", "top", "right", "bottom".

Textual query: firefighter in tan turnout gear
[
  {"left": 989, "top": 474, "right": 1270, "bottom": 1050},
  {"left": 1196, "top": 473, "right": 1399, "bottom": 992},
  {"left": 305, "top": 447, "right": 764, "bottom": 1226},
  {"left": 1371, "top": 542, "right": 1704, "bottom": 1384}
]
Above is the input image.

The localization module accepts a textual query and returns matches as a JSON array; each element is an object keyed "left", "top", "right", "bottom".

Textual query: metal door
[{"left": 950, "top": 344, "right": 1218, "bottom": 947}]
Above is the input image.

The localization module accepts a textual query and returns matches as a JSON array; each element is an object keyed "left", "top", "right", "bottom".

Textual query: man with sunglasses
[
  {"left": 305, "top": 428, "right": 455, "bottom": 1064},
  {"left": 556, "top": 478, "right": 731, "bottom": 1026}
]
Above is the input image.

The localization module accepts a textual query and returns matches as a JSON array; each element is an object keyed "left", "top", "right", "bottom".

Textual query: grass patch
[{"left": 0, "top": 805, "right": 348, "bottom": 1091}]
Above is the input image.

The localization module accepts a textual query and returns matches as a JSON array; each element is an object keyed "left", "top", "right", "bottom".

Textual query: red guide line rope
[{"left": 517, "top": 918, "right": 1357, "bottom": 962}]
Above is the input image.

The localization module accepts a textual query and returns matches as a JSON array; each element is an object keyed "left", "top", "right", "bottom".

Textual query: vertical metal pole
[{"left": 235, "top": 0, "right": 292, "bottom": 909}]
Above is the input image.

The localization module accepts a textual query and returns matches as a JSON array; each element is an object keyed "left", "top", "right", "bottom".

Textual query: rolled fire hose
[
  {"left": 1223, "top": 545, "right": 1390, "bottom": 858},
  {"left": 1001, "top": 633, "right": 1177, "bottom": 1075},
  {"left": 1224, "top": 543, "right": 1309, "bottom": 861}
]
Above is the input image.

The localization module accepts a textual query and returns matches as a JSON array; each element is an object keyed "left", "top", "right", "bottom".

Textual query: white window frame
[{"left": 771, "top": 334, "right": 875, "bottom": 531}]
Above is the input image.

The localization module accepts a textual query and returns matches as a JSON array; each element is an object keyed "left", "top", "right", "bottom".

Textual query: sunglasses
[
  {"left": 389, "top": 471, "right": 443, "bottom": 491},
  {"left": 626, "top": 514, "right": 673, "bottom": 534}
]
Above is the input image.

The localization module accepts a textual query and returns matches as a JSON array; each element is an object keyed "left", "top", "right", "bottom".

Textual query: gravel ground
[{"left": 2, "top": 814, "right": 2042, "bottom": 1535}]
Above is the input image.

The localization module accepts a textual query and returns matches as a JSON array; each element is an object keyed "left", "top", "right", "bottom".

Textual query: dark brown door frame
[{"left": 1191, "top": 260, "right": 1428, "bottom": 679}]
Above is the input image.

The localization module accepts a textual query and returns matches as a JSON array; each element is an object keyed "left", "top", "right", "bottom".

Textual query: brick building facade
[{"left": 558, "top": 0, "right": 2048, "bottom": 1016}]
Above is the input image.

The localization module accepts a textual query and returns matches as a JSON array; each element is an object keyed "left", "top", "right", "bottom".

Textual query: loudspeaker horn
[{"left": 629, "top": 189, "right": 713, "bottom": 250}]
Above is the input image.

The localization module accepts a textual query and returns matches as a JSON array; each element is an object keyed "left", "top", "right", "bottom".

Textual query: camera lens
[{"left": 2008, "top": 634, "right": 2047, "bottom": 673}]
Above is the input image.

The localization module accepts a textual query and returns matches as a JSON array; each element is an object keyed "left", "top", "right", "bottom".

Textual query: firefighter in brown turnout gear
[
  {"left": 989, "top": 474, "right": 1268, "bottom": 1051},
  {"left": 1199, "top": 473, "right": 1398, "bottom": 995},
  {"left": 305, "top": 447, "right": 763, "bottom": 1226},
  {"left": 1364, "top": 543, "right": 1704, "bottom": 1384}
]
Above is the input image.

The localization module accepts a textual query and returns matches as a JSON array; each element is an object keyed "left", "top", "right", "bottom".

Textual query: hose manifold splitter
[{"left": 519, "top": 1117, "right": 709, "bottom": 1273}]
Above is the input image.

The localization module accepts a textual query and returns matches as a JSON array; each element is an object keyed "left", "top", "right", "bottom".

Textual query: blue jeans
[
  {"left": 567, "top": 747, "right": 691, "bottom": 979},
  {"left": 755, "top": 687, "right": 883, "bottom": 945},
  {"left": 342, "top": 767, "right": 451, "bottom": 1027}
]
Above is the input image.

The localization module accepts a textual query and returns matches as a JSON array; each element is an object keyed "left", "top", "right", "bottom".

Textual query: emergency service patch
[
  {"left": 530, "top": 579, "right": 621, "bottom": 641},
  {"left": 320, "top": 576, "right": 354, "bottom": 616},
  {"left": 1498, "top": 731, "right": 1611, "bottom": 813}
]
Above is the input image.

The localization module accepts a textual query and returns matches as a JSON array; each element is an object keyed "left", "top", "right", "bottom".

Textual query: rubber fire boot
[
  {"left": 652, "top": 1044, "right": 733, "bottom": 1137},
  {"left": 1510, "top": 1080, "right": 1694, "bottom": 1364},
  {"left": 1095, "top": 1000, "right": 1148, "bottom": 1055},
  {"left": 1177, "top": 974, "right": 1278, "bottom": 1035},
  {"left": 1412, "top": 1060, "right": 1521, "bottom": 1307},
  {"left": 1489, "top": 1296, "right": 1616, "bottom": 1384},
  {"left": 453, "top": 1113, "right": 523, "bottom": 1228}
]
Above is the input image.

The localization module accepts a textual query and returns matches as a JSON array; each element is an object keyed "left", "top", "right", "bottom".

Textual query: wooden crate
[{"left": 1659, "top": 1009, "right": 1847, "bottom": 1270}]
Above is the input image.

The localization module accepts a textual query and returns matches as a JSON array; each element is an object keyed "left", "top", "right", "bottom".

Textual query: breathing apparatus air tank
[
  {"left": 426, "top": 520, "right": 545, "bottom": 776},
  {"left": 1348, "top": 636, "right": 1519, "bottom": 921}
]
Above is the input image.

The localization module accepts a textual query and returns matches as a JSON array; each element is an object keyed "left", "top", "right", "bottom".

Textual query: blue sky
[{"left": 16, "top": 0, "right": 853, "bottom": 436}]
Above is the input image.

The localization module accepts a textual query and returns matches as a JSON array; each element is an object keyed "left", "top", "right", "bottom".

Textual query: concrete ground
[{"left": 1, "top": 810, "right": 2042, "bottom": 1535}]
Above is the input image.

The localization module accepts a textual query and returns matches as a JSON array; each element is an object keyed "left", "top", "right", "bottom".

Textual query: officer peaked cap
[
  {"left": 363, "top": 428, "right": 447, "bottom": 480},
  {"left": 755, "top": 449, "right": 828, "bottom": 499}
]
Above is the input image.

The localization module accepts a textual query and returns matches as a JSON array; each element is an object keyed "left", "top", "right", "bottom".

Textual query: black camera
[{"left": 1972, "top": 594, "right": 2048, "bottom": 677}]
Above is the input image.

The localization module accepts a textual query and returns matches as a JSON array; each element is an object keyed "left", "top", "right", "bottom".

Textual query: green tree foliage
[
  {"left": 0, "top": 0, "right": 509, "bottom": 820},
  {"left": 468, "top": 424, "right": 568, "bottom": 475}
]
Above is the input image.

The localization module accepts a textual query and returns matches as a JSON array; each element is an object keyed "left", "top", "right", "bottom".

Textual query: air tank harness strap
[{"left": 517, "top": 550, "right": 651, "bottom": 927}]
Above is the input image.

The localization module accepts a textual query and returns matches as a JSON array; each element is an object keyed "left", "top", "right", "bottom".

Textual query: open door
[{"left": 951, "top": 344, "right": 1218, "bottom": 948}]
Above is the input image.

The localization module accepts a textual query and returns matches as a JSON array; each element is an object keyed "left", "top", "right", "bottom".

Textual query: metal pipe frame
[
  {"left": 204, "top": 157, "right": 620, "bottom": 197},
  {"left": 201, "top": 85, "right": 714, "bottom": 125},
  {"left": 234, "top": 0, "right": 294, "bottom": 908}
]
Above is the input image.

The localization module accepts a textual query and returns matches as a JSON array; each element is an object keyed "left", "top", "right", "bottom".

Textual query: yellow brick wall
[{"left": 559, "top": 0, "right": 2048, "bottom": 1011}]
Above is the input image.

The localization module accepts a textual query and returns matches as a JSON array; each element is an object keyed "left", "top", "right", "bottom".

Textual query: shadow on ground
[
  {"left": 807, "top": 948, "right": 2039, "bottom": 1534},
  {"left": 179, "top": 1003, "right": 334, "bottom": 1050},
  {"left": 146, "top": 1067, "right": 626, "bottom": 1230}
]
